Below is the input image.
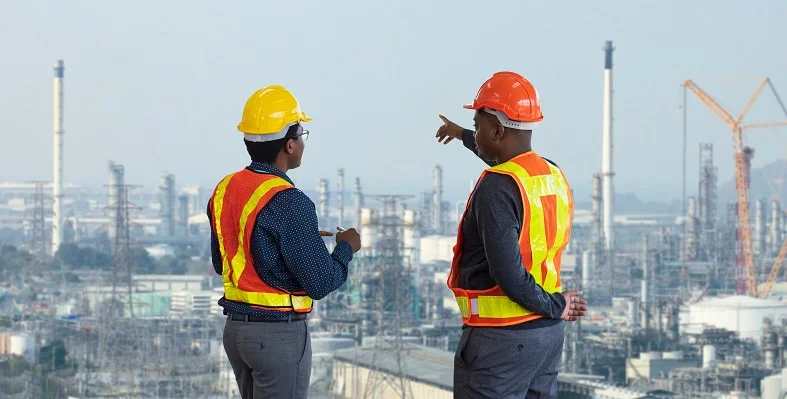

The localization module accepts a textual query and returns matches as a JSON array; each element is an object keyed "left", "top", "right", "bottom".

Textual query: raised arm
[{"left": 435, "top": 115, "right": 495, "bottom": 166}]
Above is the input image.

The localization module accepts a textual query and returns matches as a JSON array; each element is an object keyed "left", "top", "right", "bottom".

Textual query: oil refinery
[{"left": 1, "top": 36, "right": 787, "bottom": 399}]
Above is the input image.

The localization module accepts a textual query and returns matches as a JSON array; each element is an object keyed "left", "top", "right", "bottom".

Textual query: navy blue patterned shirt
[{"left": 208, "top": 162, "right": 353, "bottom": 318}]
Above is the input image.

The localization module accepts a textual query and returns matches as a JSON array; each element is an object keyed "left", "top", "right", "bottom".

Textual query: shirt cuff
[{"left": 332, "top": 240, "right": 354, "bottom": 265}]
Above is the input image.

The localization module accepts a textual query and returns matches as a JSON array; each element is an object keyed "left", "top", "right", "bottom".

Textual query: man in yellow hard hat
[
  {"left": 437, "top": 72, "right": 587, "bottom": 398},
  {"left": 208, "top": 85, "right": 361, "bottom": 399}
]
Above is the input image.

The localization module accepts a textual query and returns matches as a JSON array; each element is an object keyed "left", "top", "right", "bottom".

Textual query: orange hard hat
[{"left": 464, "top": 71, "right": 543, "bottom": 129}]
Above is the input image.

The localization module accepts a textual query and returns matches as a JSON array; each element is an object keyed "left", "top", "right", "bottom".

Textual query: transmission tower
[
  {"left": 363, "top": 195, "right": 414, "bottom": 399},
  {"left": 96, "top": 182, "right": 142, "bottom": 395},
  {"left": 27, "top": 181, "right": 49, "bottom": 257}
]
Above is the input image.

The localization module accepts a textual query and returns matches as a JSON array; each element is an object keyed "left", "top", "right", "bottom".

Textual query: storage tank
[
  {"left": 761, "top": 374, "right": 782, "bottom": 399},
  {"left": 686, "top": 295, "right": 787, "bottom": 340},
  {"left": 702, "top": 345, "right": 716, "bottom": 369},
  {"left": 359, "top": 208, "right": 379, "bottom": 250}
]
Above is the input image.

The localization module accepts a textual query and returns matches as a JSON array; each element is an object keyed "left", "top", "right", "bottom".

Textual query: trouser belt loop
[
  {"left": 287, "top": 313, "right": 292, "bottom": 323},
  {"left": 244, "top": 314, "right": 249, "bottom": 322}
]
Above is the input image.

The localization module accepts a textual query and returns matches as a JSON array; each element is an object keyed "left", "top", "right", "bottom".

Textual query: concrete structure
[
  {"left": 626, "top": 351, "right": 697, "bottom": 383},
  {"left": 0, "top": 333, "right": 36, "bottom": 364},
  {"left": 683, "top": 295, "right": 787, "bottom": 341},
  {"left": 52, "top": 60, "right": 65, "bottom": 255},
  {"left": 170, "top": 291, "right": 214, "bottom": 314},
  {"left": 133, "top": 274, "right": 206, "bottom": 292},
  {"left": 419, "top": 235, "right": 456, "bottom": 264}
]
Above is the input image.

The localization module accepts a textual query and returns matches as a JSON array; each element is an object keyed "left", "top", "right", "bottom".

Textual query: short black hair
[{"left": 244, "top": 124, "right": 300, "bottom": 164}]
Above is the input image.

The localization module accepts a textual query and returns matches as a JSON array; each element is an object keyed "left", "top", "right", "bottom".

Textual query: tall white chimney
[
  {"left": 51, "top": 60, "right": 65, "bottom": 256},
  {"left": 601, "top": 41, "right": 615, "bottom": 251}
]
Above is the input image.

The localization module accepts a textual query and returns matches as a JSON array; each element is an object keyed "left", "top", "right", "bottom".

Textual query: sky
[{"left": 1, "top": 0, "right": 786, "bottom": 204}]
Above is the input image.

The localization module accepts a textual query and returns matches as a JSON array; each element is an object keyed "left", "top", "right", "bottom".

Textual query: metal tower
[
  {"left": 363, "top": 195, "right": 414, "bottom": 399},
  {"left": 28, "top": 181, "right": 49, "bottom": 257},
  {"left": 698, "top": 143, "right": 718, "bottom": 261}
]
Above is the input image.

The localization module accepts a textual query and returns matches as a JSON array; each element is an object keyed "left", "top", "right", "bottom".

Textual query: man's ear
[
  {"left": 494, "top": 123, "right": 505, "bottom": 141},
  {"left": 283, "top": 139, "right": 294, "bottom": 154}
]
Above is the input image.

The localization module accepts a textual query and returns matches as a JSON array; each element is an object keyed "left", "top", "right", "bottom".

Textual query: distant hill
[{"left": 719, "top": 159, "right": 787, "bottom": 205}]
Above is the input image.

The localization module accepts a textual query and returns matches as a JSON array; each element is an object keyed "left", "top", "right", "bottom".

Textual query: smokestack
[
  {"left": 337, "top": 169, "right": 345, "bottom": 227},
  {"left": 108, "top": 161, "right": 124, "bottom": 243},
  {"left": 433, "top": 165, "right": 443, "bottom": 234},
  {"left": 51, "top": 60, "right": 65, "bottom": 256},
  {"left": 772, "top": 199, "right": 784, "bottom": 256},
  {"left": 353, "top": 177, "right": 363, "bottom": 227},
  {"left": 591, "top": 173, "right": 603, "bottom": 244},
  {"left": 755, "top": 198, "right": 767, "bottom": 256},
  {"left": 601, "top": 41, "right": 615, "bottom": 251},
  {"left": 178, "top": 194, "right": 189, "bottom": 237},
  {"left": 159, "top": 173, "right": 176, "bottom": 236},
  {"left": 318, "top": 178, "right": 329, "bottom": 226}
]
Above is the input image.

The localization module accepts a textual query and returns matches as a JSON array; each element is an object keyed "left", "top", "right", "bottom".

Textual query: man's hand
[
  {"left": 336, "top": 228, "right": 362, "bottom": 253},
  {"left": 436, "top": 115, "right": 465, "bottom": 145},
  {"left": 560, "top": 290, "right": 588, "bottom": 322}
]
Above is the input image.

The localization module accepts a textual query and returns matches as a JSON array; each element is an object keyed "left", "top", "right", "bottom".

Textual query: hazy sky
[{"left": 1, "top": 1, "right": 786, "bottom": 203}]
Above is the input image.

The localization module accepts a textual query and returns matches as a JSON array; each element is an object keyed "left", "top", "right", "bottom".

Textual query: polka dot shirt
[{"left": 208, "top": 162, "right": 353, "bottom": 318}]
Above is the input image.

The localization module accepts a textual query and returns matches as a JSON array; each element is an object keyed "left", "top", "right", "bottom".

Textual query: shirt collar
[{"left": 248, "top": 162, "right": 295, "bottom": 186}]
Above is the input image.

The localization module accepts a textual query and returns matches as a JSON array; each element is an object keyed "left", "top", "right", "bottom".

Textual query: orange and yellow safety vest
[
  {"left": 209, "top": 168, "right": 313, "bottom": 313},
  {"left": 447, "top": 152, "right": 574, "bottom": 327}
]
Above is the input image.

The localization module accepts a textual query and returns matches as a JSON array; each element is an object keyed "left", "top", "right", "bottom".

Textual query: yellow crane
[{"left": 681, "top": 78, "right": 787, "bottom": 297}]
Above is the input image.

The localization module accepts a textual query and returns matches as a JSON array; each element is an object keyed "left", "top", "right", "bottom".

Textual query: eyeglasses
[{"left": 295, "top": 129, "right": 310, "bottom": 141}]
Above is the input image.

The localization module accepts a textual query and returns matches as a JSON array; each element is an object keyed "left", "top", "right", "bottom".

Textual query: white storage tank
[
  {"left": 761, "top": 374, "right": 782, "bottom": 399},
  {"left": 702, "top": 345, "right": 717, "bottom": 369},
  {"left": 684, "top": 295, "right": 787, "bottom": 341},
  {"left": 359, "top": 208, "right": 379, "bottom": 251},
  {"left": 419, "top": 235, "right": 456, "bottom": 264}
]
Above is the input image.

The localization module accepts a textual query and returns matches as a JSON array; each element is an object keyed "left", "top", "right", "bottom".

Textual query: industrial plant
[{"left": 1, "top": 38, "right": 787, "bottom": 399}]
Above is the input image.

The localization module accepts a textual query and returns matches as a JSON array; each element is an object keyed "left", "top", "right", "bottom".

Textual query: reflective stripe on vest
[
  {"left": 210, "top": 169, "right": 314, "bottom": 313},
  {"left": 447, "top": 152, "right": 574, "bottom": 327}
]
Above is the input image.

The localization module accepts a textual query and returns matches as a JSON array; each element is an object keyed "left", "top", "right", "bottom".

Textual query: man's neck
[
  {"left": 496, "top": 144, "right": 533, "bottom": 164},
  {"left": 272, "top": 158, "right": 289, "bottom": 175}
]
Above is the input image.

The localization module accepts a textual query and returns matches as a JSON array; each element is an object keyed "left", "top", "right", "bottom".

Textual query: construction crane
[
  {"left": 682, "top": 77, "right": 787, "bottom": 297},
  {"left": 760, "top": 239, "right": 787, "bottom": 299}
]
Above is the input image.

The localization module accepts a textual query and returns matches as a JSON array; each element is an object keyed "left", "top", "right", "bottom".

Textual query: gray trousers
[
  {"left": 223, "top": 317, "right": 312, "bottom": 399},
  {"left": 454, "top": 322, "right": 564, "bottom": 399}
]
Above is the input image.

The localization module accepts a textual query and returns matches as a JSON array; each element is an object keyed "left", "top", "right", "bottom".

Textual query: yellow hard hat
[{"left": 237, "top": 85, "right": 312, "bottom": 140}]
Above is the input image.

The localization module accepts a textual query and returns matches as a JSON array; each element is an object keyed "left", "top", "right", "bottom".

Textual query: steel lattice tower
[
  {"left": 362, "top": 195, "right": 414, "bottom": 399},
  {"left": 28, "top": 181, "right": 50, "bottom": 257}
]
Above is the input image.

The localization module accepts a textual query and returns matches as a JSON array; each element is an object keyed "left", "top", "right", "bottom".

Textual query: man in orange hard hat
[
  {"left": 209, "top": 85, "right": 361, "bottom": 399},
  {"left": 436, "top": 71, "right": 588, "bottom": 398}
]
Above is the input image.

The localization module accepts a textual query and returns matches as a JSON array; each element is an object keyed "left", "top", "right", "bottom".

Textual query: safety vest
[
  {"left": 447, "top": 152, "right": 574, "bottom": 327},
  {"left": 209, "top": 168, "right": 314, "bottom": 313}
]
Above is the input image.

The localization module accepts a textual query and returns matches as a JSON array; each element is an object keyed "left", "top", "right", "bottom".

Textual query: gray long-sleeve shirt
[{"left": 457, "top": 129, "right": 566, "bottom": 330}]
